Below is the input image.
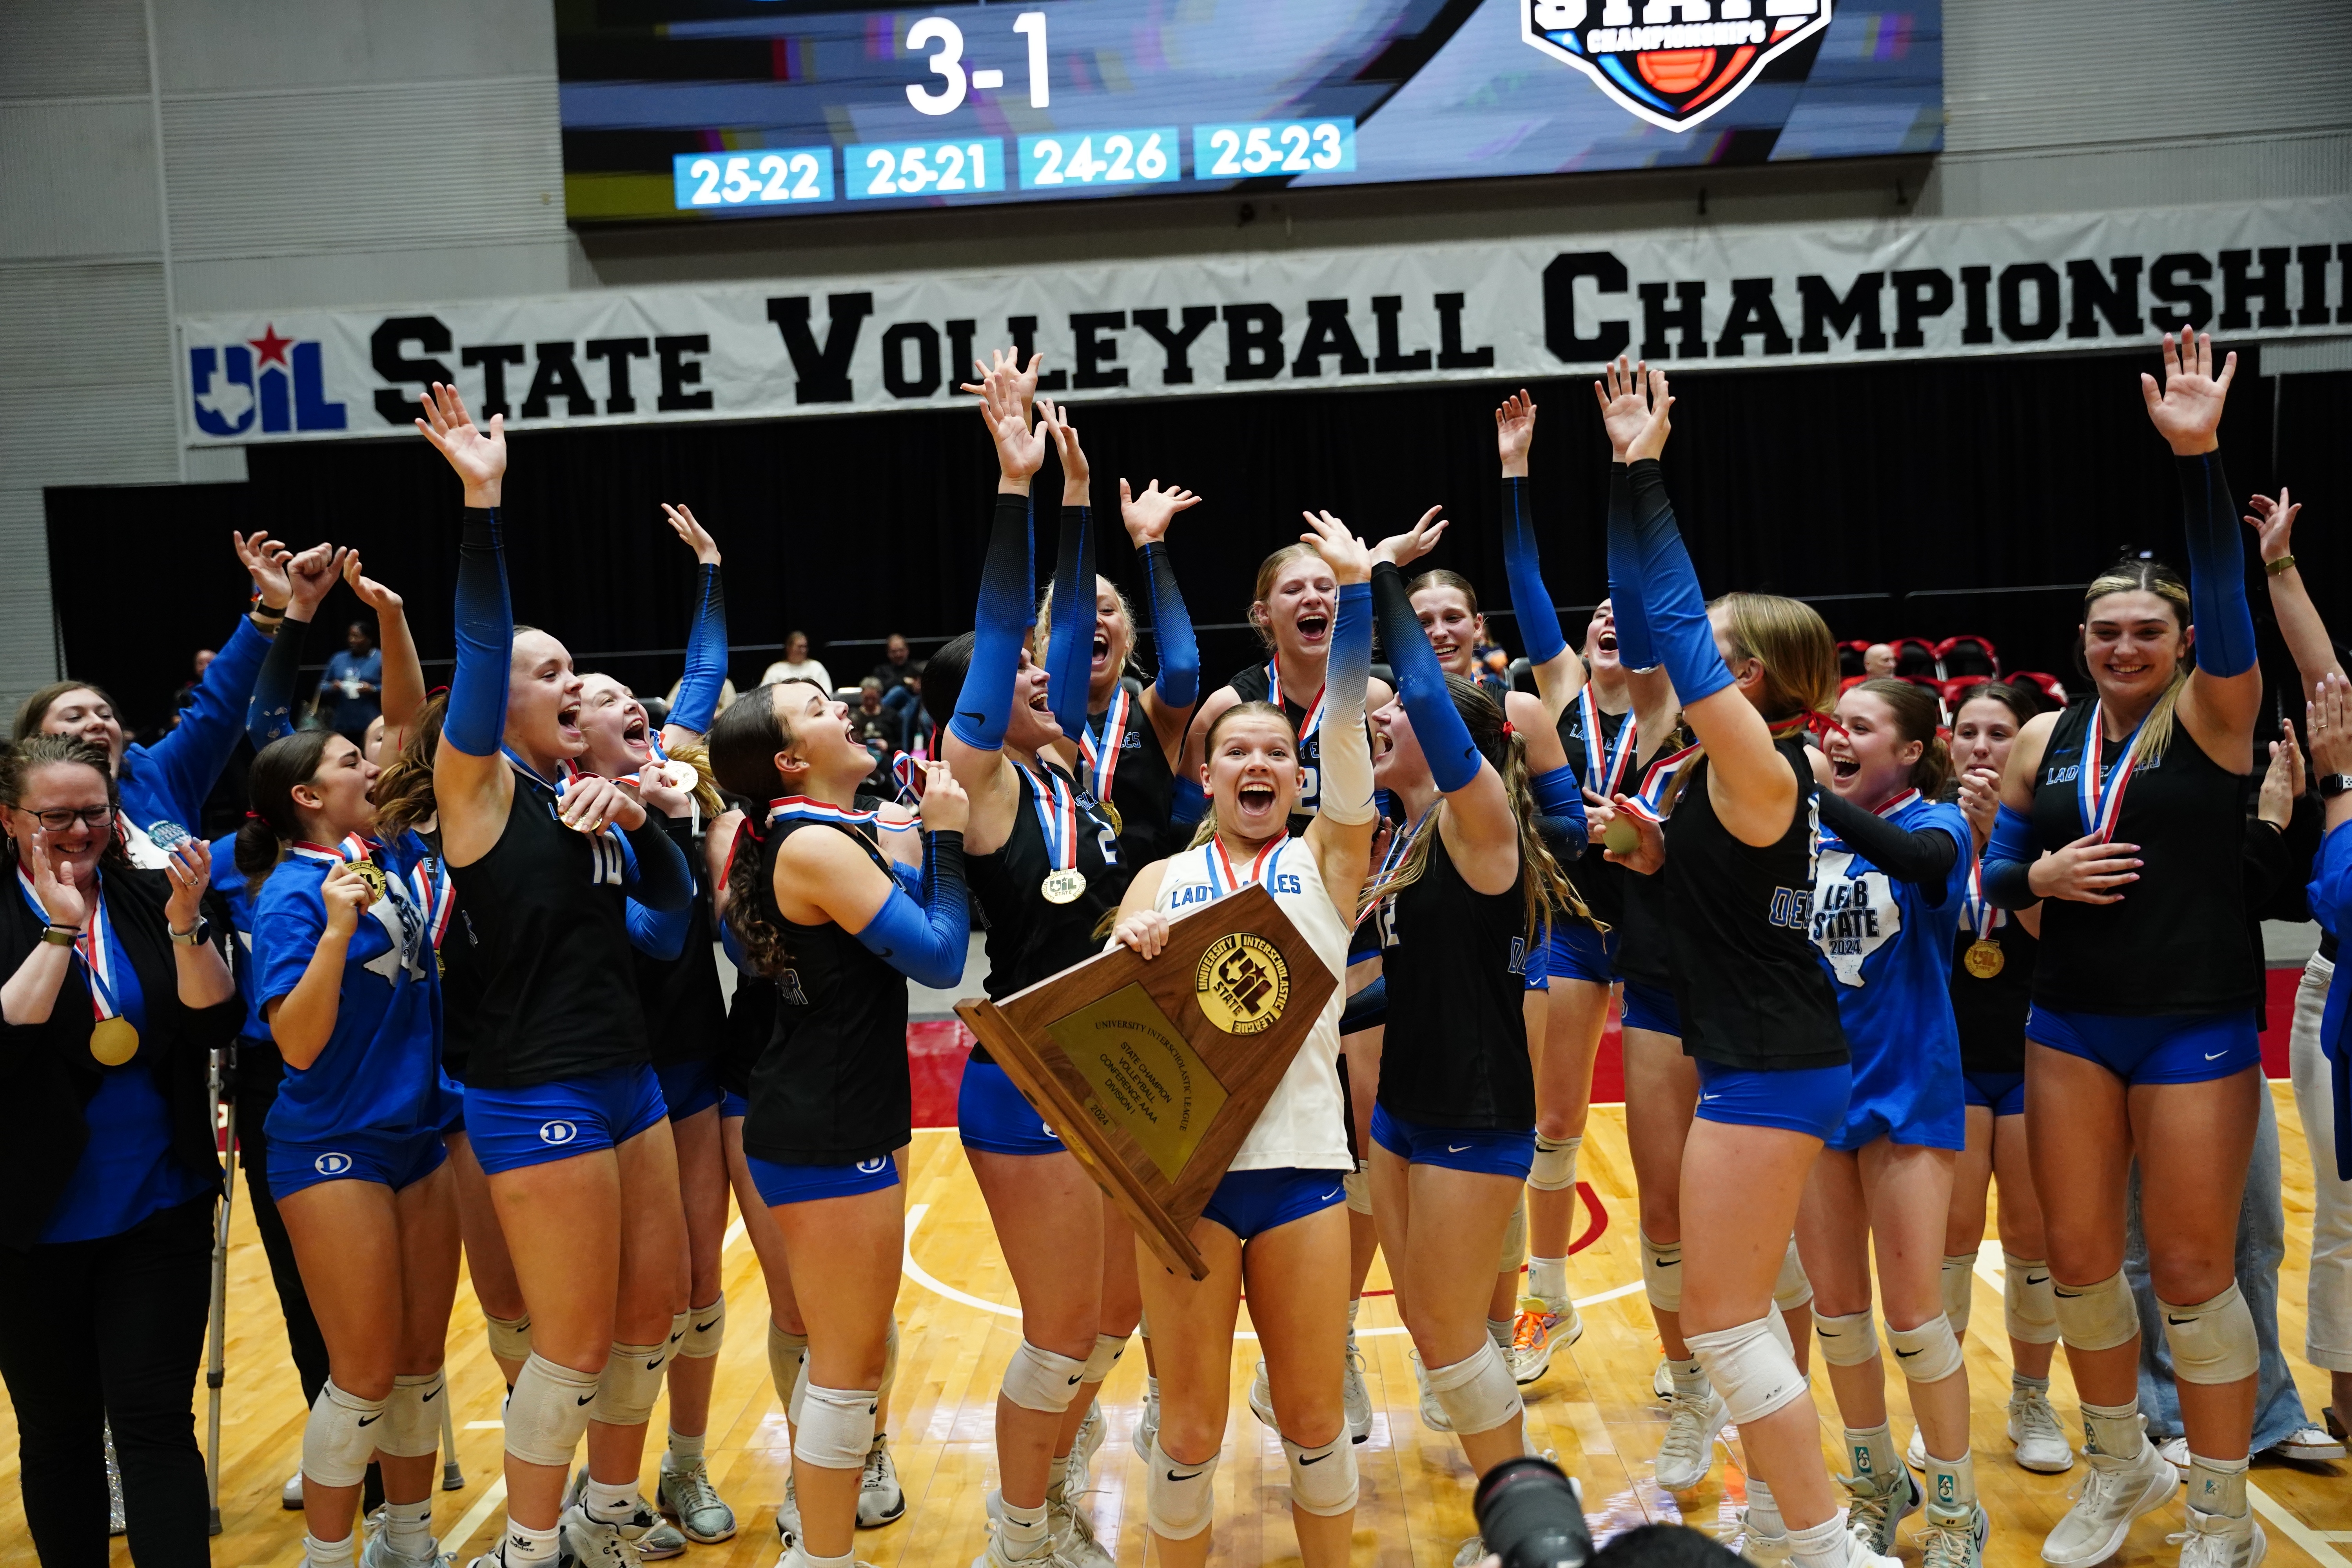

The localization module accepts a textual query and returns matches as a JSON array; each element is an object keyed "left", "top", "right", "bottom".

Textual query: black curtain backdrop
[{"left": 49, "top": 350, "right": 2349, "bottom": 742}]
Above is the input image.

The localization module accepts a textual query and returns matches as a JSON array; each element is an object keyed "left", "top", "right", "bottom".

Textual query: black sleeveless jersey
[
  {"left": 1083, "top": 676, "right": 1180, "bottom": 865},
  {"left": 1662, "top": 740, "right": 1847, "bottom": 1070},
  {"left": 1370, "top": 824, "right": 1534, "bottom": 1129},
  {"left": 1227, "top": 660, "right": 1336, "bottom": 838},
  {"left": 742, "top": 818, "right": 910, "bottom": 1166},
  {"left": 446, "top": 764, "right": 649, "bottom": 1089},
  {"left": 636, "top": 814, "right": 728, "bottom": 1067},
  {"left": 720, "top": 967, "right": 779, "bottom": 1100},
  {"left": 1951, "top": 916, "right": 2036, "bottom": 1074},
  {"left": 967, "top": 757, "right": 1124, "bottom": 1063},
  {"left": 1612, "top": 724, "right": 1691, "bottom": 992},
  {"left": 2027, "top": 700, "right": 2257, "bottom": 1016},
  {"left": 1553, "top": 698, "right": 1632, "bottom": 931}
]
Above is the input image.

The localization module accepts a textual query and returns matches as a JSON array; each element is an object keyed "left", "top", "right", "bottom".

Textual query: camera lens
[{"left": 1474, "top": 1455, "right": 1592, "bottom": 1568}]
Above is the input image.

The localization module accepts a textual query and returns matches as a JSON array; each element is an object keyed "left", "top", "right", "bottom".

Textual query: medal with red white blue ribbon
[
  {"left": 2076, "top": 699, "right": 2152, "bottom": 844},
  {"left": 1579, "top": 687, "right": 1637, "bottom": 800},
  {"left": 1207, "top": 830, "right": 1289, "bottom": 898},
  {"left": 1961, "top": 855, "right": 2006, "bottom": 979},
  {"left": 19, "top": 867, "right": 138, "bottom": 1064},
  {"left": 1078, "top": 684, "right": 1133, "bottom": 827},
  {"left": 1266, "top": 652, "right": 1327, "bottom": 744},
  {"left": 1022, "top": 762, "right": 1087, "bottom": 904},
  {"left": 408, "top": 850, "right": 455, "bottom": 952},
  {"left": 1353, "top": 810, "right": 1429, "bottom": 931}
]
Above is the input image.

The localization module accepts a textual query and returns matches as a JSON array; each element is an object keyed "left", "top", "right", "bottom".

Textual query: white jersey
[{"left": 1154, "top": 833, "right": 1352, "bottom": 1172}]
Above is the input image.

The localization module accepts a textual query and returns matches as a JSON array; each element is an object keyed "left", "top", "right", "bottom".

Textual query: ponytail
[
  {"left": 721, "top": 813, "right": 787, "bottom": 976},
  {"left": 240, "top": 730, "right": 336, "bottom": 898},
  {"left": 706, "top": 684, "right": 800, "bottom": 975}
]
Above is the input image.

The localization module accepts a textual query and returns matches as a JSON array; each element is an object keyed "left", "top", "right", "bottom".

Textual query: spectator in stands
[
  {"left": 902, "top": 665, "right": 935, "bottom": 757},
  {"left": 758, "top": 628, "right": 833, "bottom": 694},
  {"left": 872, "top": 632, "right": 918, "bottom": 694},
  {"left": 317, "top": 621, "right": 381, "bottom": 743},
  {"left": 169, "top": 650, "right": 217, "bottom": 724},
  {"left": 851, "top": 676, "right": 906, "bottom": 782},
  {"left": 1863, "top": 642, "right": 1896, "bottom": 678}
]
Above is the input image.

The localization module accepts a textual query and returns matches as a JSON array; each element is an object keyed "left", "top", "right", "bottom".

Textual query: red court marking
[
  {"left": 2261, "top": 965, "right": 2299, "bottom": 1079},
  {"left": 909, "top": 1018, "right": 976, "bottom": 1128}
]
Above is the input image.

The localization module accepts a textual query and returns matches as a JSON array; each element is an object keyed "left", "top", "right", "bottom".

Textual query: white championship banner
[{"left": 180, "top": 197, "right": 2348, "bottom": 445}]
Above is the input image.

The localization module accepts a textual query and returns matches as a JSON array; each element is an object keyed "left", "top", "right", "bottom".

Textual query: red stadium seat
[
  {"left": 2006, "top": 671, "right": 2068, "bottom": 708},
  {"left": 1840, "top": 674, "right": 1867, "bottom": 694},
  {"left": 1936, "top": 634, "right": 1998, "bottom": 679},
  {"left": 1892, "top": 637, "right": 1940, "bottom": 680}
]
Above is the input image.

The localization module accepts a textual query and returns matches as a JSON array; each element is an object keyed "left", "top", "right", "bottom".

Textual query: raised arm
[
  {"left": 1495, "top": 390, "right": 1585, "bottom": 720},
  {"left": 2245, "top": 487, "right": 2346, "bottom": 697},
  {"left": 660, "top": 504, "right": 729, "bottom": 747},
  {"left": 341, "top": 554, "right": 423, "bottom": 750},
  {"left": 1041, "top": 400, "right": 1097, "bottom": 744},
  {"left": 140, "top": 535, "right": 310, "bottom": 824},
  {"left": 1122, "top": 477, "right": 1203, "bottom": 757},
  {"left": 416, "top": 382, "right": 516, "bottom": 860},
  {"left": 1299, "top": 511, "right": 1377, "bottom": 908},
  {"left": 943, "top": 367, "right": 1047, "bottom": 849},
  {"left": 245, "top": 543, "right": 348, "bottom": 748}
]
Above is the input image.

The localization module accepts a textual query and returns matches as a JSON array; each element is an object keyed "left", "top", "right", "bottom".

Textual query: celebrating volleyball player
[
  {"left": 1980, "top": 332, "right": 2267, "bottom": 1568},
  {"left": 1932, "top": 681, "right": 2076, "bottom": 1475},
  {"left": 411, "top": 382, "right": 697, "bottom": 1568},
  {"left": 922, "top": 373, "right": 1136, "bottom": 1568},
  {"left": 1106, "top": 504, "right": 1377, "bottom": 1568},
  {"left": 1793, "top": 677, "right": 1983, "bottom": 1564},
  {"left": 706, "top": 670, "right": 969, "bottom": 1568},
  {"left": 241, "top": 721, "right": 463, "bottom": 1568},
  {"left": 1595, "top": 358, "right": 1884, "bottom": 1568}
]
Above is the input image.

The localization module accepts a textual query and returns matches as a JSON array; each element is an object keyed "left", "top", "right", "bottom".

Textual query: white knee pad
[
  {"left": 1426, "top": 1339, "right": 1524, "bottom": 1436},
  {"left": 2052, "top": 1269, "right": 2139, "bottom": 1353},
  {"left": 1002, "top": 1339, "right": 1089, "bottom": 1414},
  {"left": 378, "top": 1369, "right": 445, "bottom": 1459},
  {"left": 1763, "top": 1304, "right": 1796, "bottom": 1359},
  {"left": 1813, "top": 1308, "right": 1881, "bottom": 1368},
  {"left": 1528, "top": 1134, "right": 1581, "bottom": 1193},
  {"left": 1343, "top": 1165, "right": 1372, "bottom": 1216},
  {"left": 1940, "top": 1255, "right": 1976, "bottom": 1335},
  {"left": 1884, "top": 1314, "right": 1964, "bottom": 1384},
  {"left": 1641, "top": 1233, "right": 1683, "bottom": 1314},
  {"left": 2002, "top": 1254, "right": 2061, "bottom": 1345},
  {"left": 1685, "top": 1316, "right": 1813, "bottom": 1428},
  {"left": 302, "top": 1379, "right": 388, "bottom": 1488},
  {"left": 1283, "top": 1434, "right": 1359, "bottom": 1517},
  {"left": 485, "top": 1310, "right": 533, "bottom": 1365},
  {"left": 588, "top": 1340, "right": 670, "bottom": 1428},
  {"left": 680, "top": 1297, "right": 725, "bottom": 1360},
  {"left": 768, "top": 1320, "right": 810, "bottom": 1416},
  {"left": 1082, "top": 1331, "right": 1128, "bottom": 1384},
  {"left": 1146, "top": 1439, "right": 1220, "bottom": 1539},
  {"left": 1499, "top": 1195, "right": 1528, "bottom": 1274},
  {"left": 795, "top": 1384, "right": 881, "bottom": 1470},
  {"left": 2158, "top": 1283, "right": 2259, "bottom": 1385},
  {"left": 505, "top": 1353, "right": 601, "bottom": 1468},
  {"left": 1774, "top": 1236, "right": 1815, "bottom": 1313}
]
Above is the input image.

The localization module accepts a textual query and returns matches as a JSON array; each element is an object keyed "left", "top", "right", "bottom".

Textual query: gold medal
[
  {"left": 1042, "top": 867, "right": 1088, "bottom": 904},
  {"left": 1098, "top": 799, "right": 1123, "bottom": 837},
  {"left": 90, "top": 1016, "right": 140, "bottom": 1066},
  {"left": 351, "top": 860, "right": 389, "bottom": 901},
  {"left": 1602, "top": 816, "right": 1641, "bottom": 854},
  {"left": 1963, "top": 939, "right": 2005, "bottom": 980}
]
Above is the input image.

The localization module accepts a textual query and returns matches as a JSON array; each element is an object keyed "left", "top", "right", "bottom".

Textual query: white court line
[
  {"left": 900, "top": 1202, "right": 1643, "bottom": 1336},
  {"left": 443, "top": 1476, "right": 509, "bottom": 1558}
]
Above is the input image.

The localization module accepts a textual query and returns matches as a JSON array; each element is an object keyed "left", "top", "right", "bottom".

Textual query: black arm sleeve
[
  {"left": 1818, "top": 791, "right": 1961, "bottom": 902},
  {"left": 623, "top": 815, "right": 694, "bottom": 913}
]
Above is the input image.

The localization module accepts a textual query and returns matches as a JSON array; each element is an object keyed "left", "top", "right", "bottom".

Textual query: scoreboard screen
[{"left": 559, "top": 0, "right": 1942, "bottom": 224}]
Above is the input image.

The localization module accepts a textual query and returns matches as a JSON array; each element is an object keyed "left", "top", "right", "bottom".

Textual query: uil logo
[
  {"left": 1195, "top": 932, "right": 1290, "bottom": 1036},
  {"left": 189, "top": 324, "right": 347, "bottom": 437},
  {"left": 1521, "top": 0, "right": 1835, "bottom": 133}
]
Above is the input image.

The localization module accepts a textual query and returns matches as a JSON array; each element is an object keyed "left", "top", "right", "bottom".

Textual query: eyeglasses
[{"left": 10, "top": 804, "right": 115, "bottom": 832}]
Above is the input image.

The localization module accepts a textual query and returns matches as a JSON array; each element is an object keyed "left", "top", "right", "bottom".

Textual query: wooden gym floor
[{"left": 4, "top": 1082, "right": 2346, "bottom": 1568}]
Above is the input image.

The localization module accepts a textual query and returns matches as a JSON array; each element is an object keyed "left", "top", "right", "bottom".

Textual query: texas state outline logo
[{"left": 1521, "top": 0, "right": 1835, "bottom": 133}]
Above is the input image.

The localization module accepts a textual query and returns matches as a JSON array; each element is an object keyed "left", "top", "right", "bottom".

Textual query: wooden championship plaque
[{"left": 955, "top": 883, "right": 1338, "bottom": 1280}]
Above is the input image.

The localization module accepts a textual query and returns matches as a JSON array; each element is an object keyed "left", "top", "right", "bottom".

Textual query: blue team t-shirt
[
  {"left": 254, "top": 831, "right": 453, "bottom": 1147},
  {"left": 1810, "top": 794, "right": 1969, "bottom": 1106}
]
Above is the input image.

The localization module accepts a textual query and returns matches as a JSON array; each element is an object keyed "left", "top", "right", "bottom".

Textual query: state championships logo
[
  {"left": 1195, "top": 933, "right": 1289, "bottom": 1037},
  {"left": 1521, "top": 0, "right": 1835, "bottom": 133}
]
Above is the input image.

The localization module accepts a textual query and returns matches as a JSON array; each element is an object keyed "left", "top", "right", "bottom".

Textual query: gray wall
[{"left": 4, "top": 0, "right": 2347, "bottom": 715}]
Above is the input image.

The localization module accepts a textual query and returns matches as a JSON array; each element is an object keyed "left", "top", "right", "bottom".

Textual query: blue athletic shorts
[
  {"left": 1835, "top": 1038, "right": 1965, "bottom": 1154},
  {"left": 1200, "top": 1166, "right": 1348, "bottom": 1242},
  {"left": 269, "top": 1127, "right": 448, "bottom": 1200},
  {"left": 1692, "top": 1058, "right": 1852, "bottom": 1142},
  {"left": 1963, "top": 1071, "right": 2027, "bottom": 1117},
  {"left": 1546, "top": 922, "right": 1621, "bottom": 987},
  {"left": 1368, "top": 1103, "right": 1535, "bottom": 1179},
  {"left": 1620, "top": 979, "right": 1681, "bottom": 1037},
  {"left": 1340, "top": 975, "right": 1387, "bottom": 1035},
  {"left": 464, "top": 1064, "right": 671, "bottom": 1176},
  {"left": 747, "top": 1152, "right": 900, "bottom": 1207},
  {"left": 720, "top": 1090, "right": 751, "bottom": 1121},
  {"left": 655, "top": 1058, "right": 722, "bottom": 1121},
  {"left": 958, "top": 1058, "right": 1064, "bottom": 1156},
  {"left": 2026, "top": 1005, "right": 2261, "bottom": 1086}
]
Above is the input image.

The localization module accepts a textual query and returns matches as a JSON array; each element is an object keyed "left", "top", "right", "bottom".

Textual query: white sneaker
[
  {"left": 1409, "top": 1347, "right": 1454, "bottom": 1433},
  {"left": 1907, "top": 1426, "right": 1928, "bottom": 1472},
  {"left": 1741, "top": 1479, "right": 1790, "bottom": 1560},
  {"left": 2158, "top": 1437, "right": 2191, "bottom": 1470},
  {"left": 1069, "top": 1399, "right": 1106, "bottom": 1490},
  {"left": 1049, "top": 1475, "right": 1112, "bottom": 1568},
  {"left": 558, "top": 1503, "right": 646, "bottom": 1568},
  {"left": 1131, "top": 1382, "right": 1161, "bottom": 1464},
  {"left": 1453, "top": 1537, "right": 1489, "bottom": 1568},
  {"left": 857, "top": 1434, "right": 906, "bottom": 1527},
  {"left": 563, "top": 1471, "right": 682, "bottom": 1559},
  {"left": 658, "top": 1454, "right": 738, "bottom": 1544},
  {"left": 1653, "top": 1385, "right": 1728, "bottom": 1492},
  {"left": 2040, "top": 1426, "right": 2177, "bottom": 1567},
  {"left": 1510, "top": 1303, "right": 1581, "bottom": 1385},
  {"left": 1914, "top": 1506, "right": 1990, "bottom": 1568},
  {"left": 1343, "top": 1344, "right": 1374, "bottom": 1444},
  {"left": 1652, "top": 1359, "right": 1675, "bottom": 1400},
  {"left": 1842, "top": 1467, "right": 1921, "bottom": 1557},
  {"left": 2264, "top": 1424, "right": 2348, "bottom": 1463},
  {"left": 362, "top": 1526, "right": 454, "bottom": 1568},
  {"left": 774, "top": 1474, "right": 801, "bottom": 1548},
  {"left": 284, "top": 1468, "right": 307, "bottom": 1511},
  {"left": 1249, "top": 1358, "right": 1277, "bottom": 1429},
  {"left": 2009, "top": 1387, "right": 2076, "bottom": 1474},
  {"left": 969, "top": 1529, "right": 1064, "bottom": 1568},
  {"left": 2169, "top": 1506, "right": 2266, "bottom": 1568}
]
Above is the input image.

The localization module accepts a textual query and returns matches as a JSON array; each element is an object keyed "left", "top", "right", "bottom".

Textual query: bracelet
[
  {"left": 2266, "top": 554, "right": 2296, "bottom": 576},
  {"left": 38, "top": 924, "right": 81, "bottom": 947},
  {"left": 251, "top": 601, "right": 288, "bottom": 620}
]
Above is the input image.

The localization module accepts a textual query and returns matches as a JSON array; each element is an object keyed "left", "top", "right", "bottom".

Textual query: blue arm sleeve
[
  {"left": 1501, "top": 477, "right": 1567, "bottom": 667},
  {"left": 445, "top": 508, "right": 512, "bottom": 757},
  {"left": 245, "top": 614, "right": 309, "bottom": 748},
  {"left": 1372, "top": 562, "right": 1482, "bottom": 794},
  {"left": 950, "top": 494, "right": 1036, "bottom": 753},
  {"left": 1531, "top": 763, "right": 1589, "bottom": 844},
  {"left": 1623, "top": 461, "right": 1734, "bottom": 706},
  {"left": 1045, "top": 505, "right": 1096, "bottom": 742},
  {"left": 719, "top": 919, "right": 750, "bottom": 973},
  {"left": 1604, "top": 465, "right": 1659, "bottom": 671},
  {"left": 140, "top": 614, "right": 272, "bottom": 825},
  {"left": 1170, "top": 775, "right": 1206, "bottom": 828},
  {"left": 626, "top": 895, "right": 691, "bottom": 961},
  {"left": 2177, "top": 452, "right": 2258, "bottom": 679},
  {"left": 853, "top": 831, "right": 969, "bottom": 989},
  {"left": 670, "top": 564, "right": 728, "bottom": 736},
  {"left": 1980, "top": 802, "right": 2041, "bottom": 910},
  {"left": 1140, "top": 541, "right": 1200, "bottom": 709},
  {"left": 619, "top": 815, "right": 693, "bottom": 913}
]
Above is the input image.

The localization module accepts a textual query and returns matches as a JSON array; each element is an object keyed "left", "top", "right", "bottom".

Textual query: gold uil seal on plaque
[{"left": 1195, "top": 933, "right": 1289, "bottom": 1036}]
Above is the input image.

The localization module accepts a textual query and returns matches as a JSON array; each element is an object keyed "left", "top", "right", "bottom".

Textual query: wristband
[
  {"left": 2266, "top": 554, "right": 2296, "bottom": 577},
  {"left": 38, "top": 925, "right": 80, "bottom": 947},
  {"left": 169, "top": 919, "right": 209, "bottom": 947}
]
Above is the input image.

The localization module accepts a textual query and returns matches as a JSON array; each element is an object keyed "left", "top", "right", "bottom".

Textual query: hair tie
[
  {"left": 244, "top": 810, "right": 261, "bottom": 820},
  {"left": 1936, "top": 726, "right": 1952, "bottom": 741},
  {"left": 1500, "top": 720, "right": 1516, "bottom": 738}
]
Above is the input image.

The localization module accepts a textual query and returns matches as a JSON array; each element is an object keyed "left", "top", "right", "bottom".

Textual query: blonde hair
[
  {"left": 1668, "top": 592, "right": 1838, "bottom": 810},
  {"left": 2080, "top": 558, "right": 2192, "bottom": 767},
  {"left": 1248, "top": 542, "right": 1325, "bottom": 651},
  {"left": 1034, "top": 575, "right": 1139, "bottom": 686},
  {"left": 1407, "top": 569, "right": 1480, "bottom": 616}
]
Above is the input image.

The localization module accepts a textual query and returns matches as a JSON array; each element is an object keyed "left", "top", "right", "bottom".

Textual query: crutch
[
  {"left": 441, "top": 1390, "right": 465, "bottom": 1490},
  {"left": 205, "top": 1044, "right": 239, "bottom": 1536}
]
